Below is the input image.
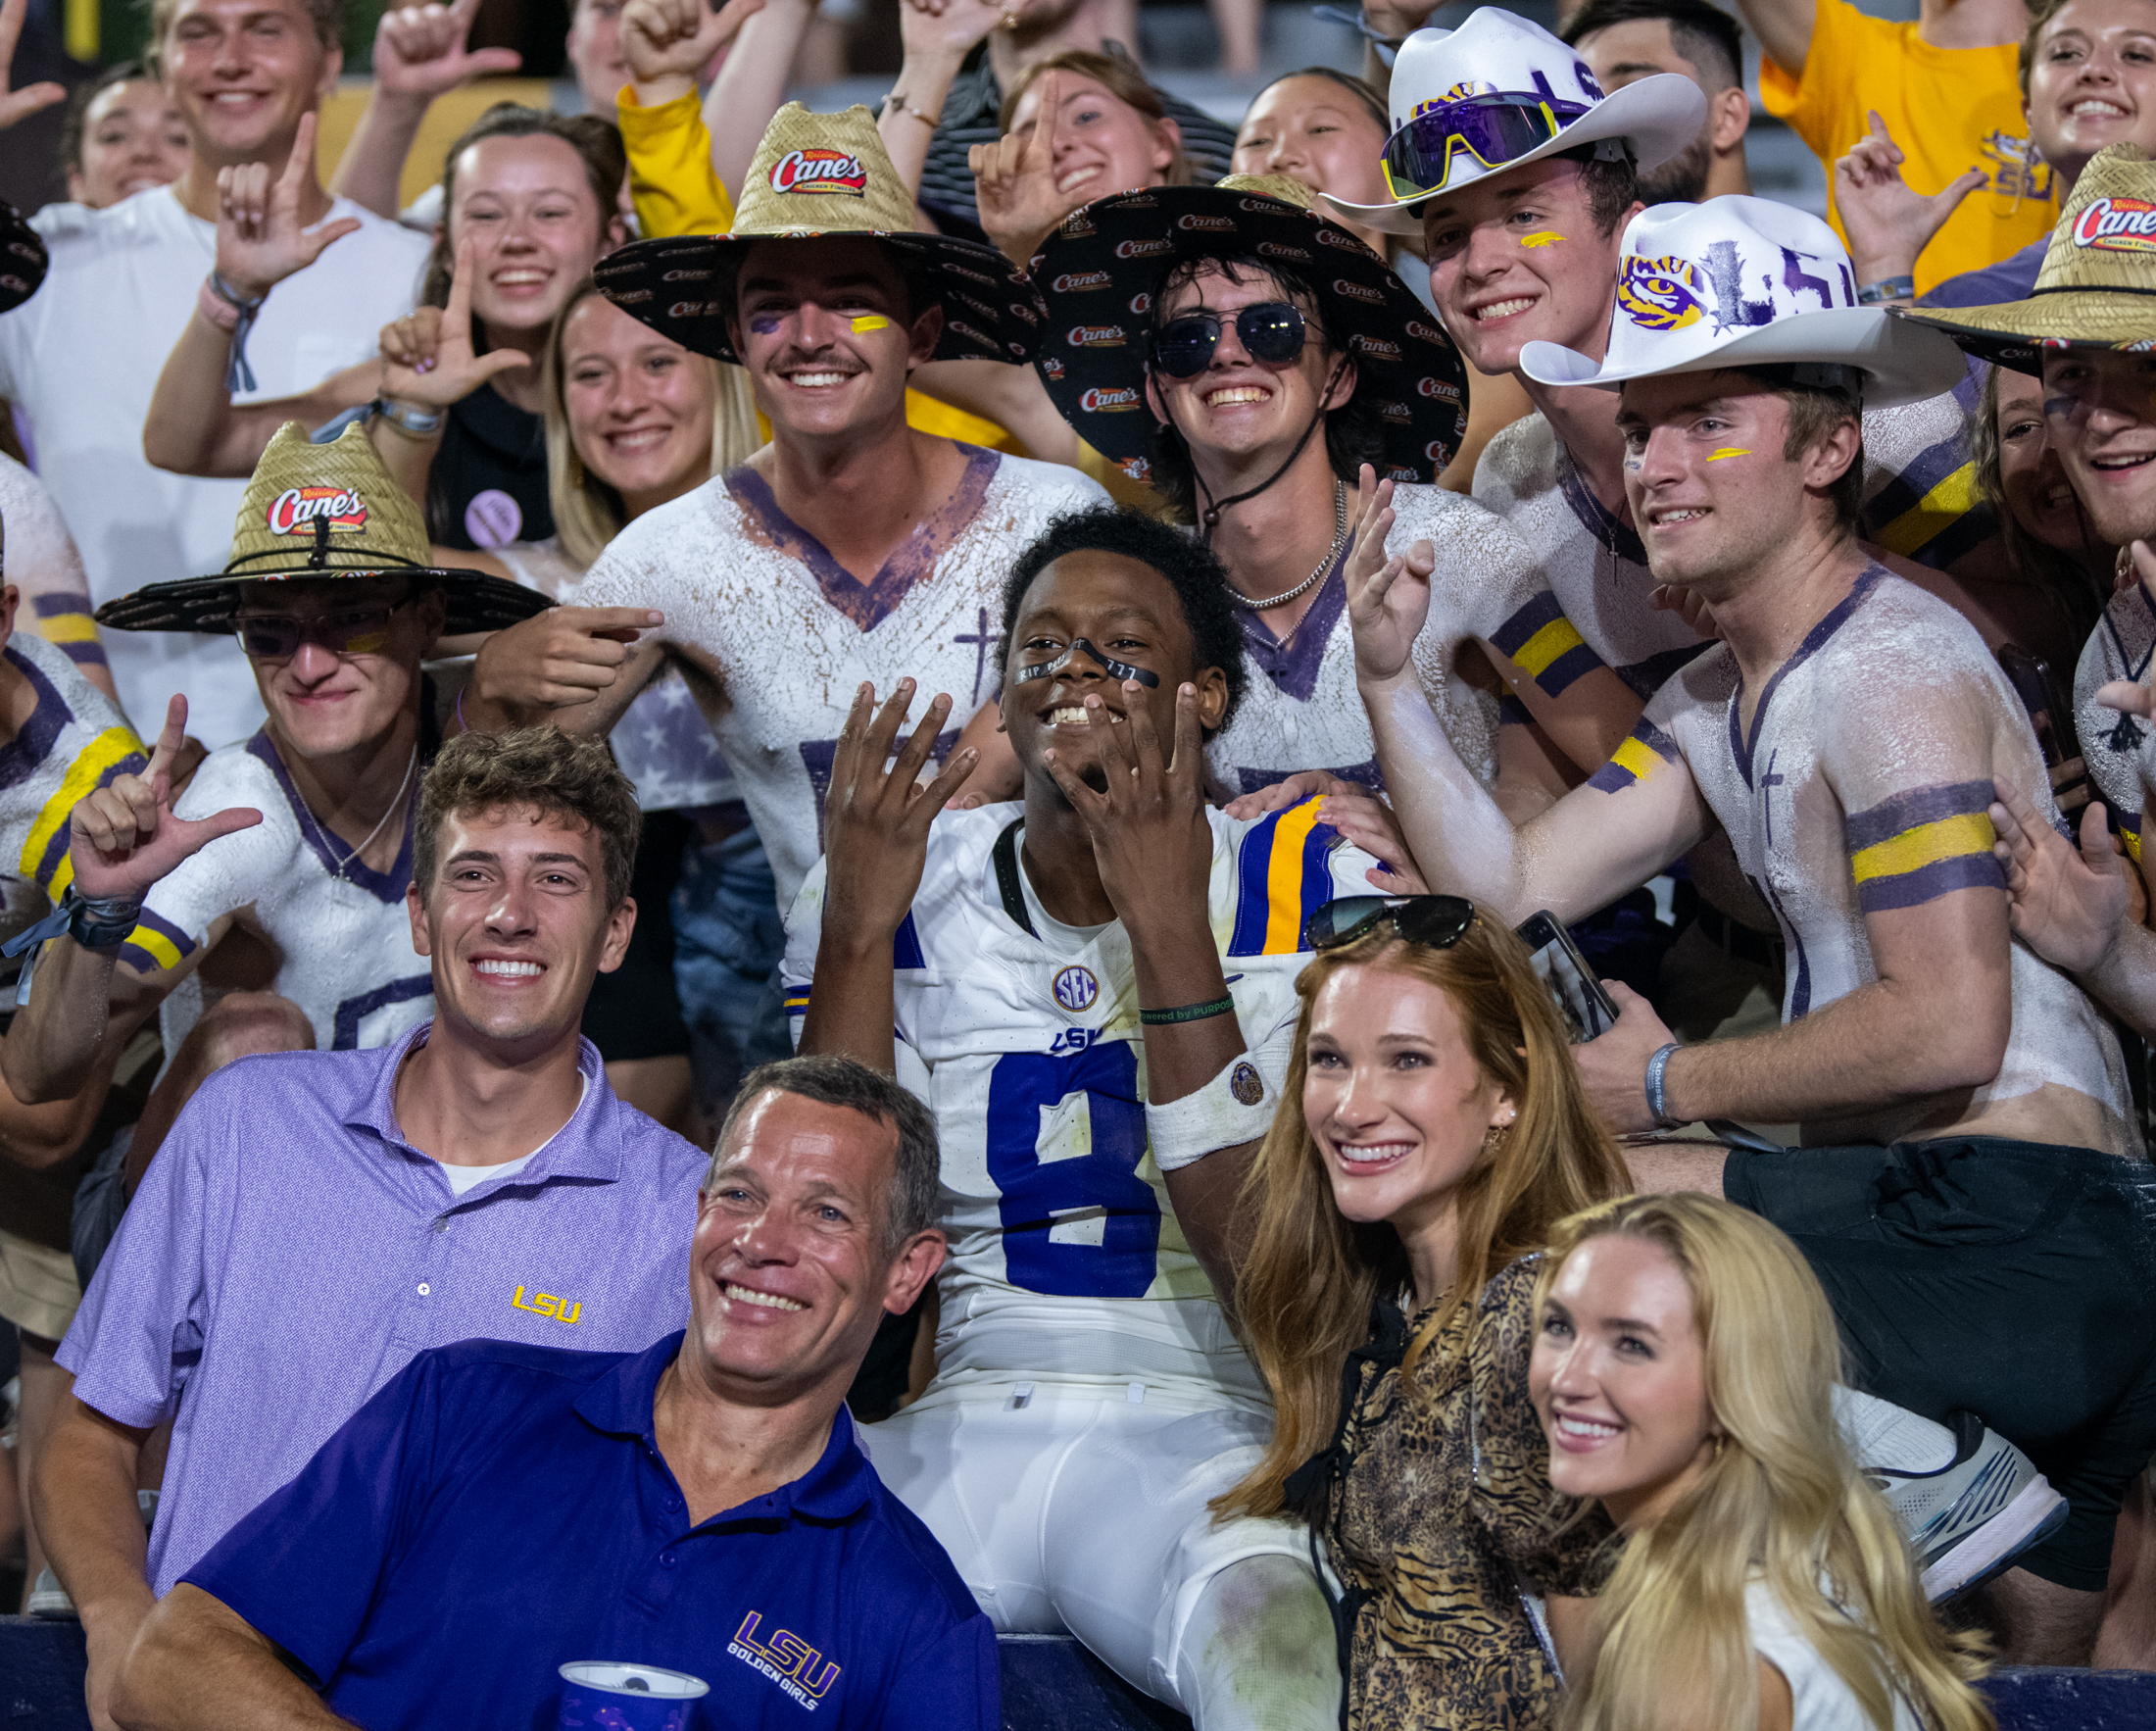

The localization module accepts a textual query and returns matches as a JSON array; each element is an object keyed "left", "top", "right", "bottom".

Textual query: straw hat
[
  {"left": 1895, "top": 145, "right": 2156, "bottom": 374},
  {"left": 593, "top": 104, "right": 1046, "bottom": 367},
  {"left": 96, "top": 422, "right": 551, "bottom": 634},
  {"left": 1325, "top": 7, "right": 1704, "bottom": 237},
  {"left": 1, "top": 202, "right": 46, "bottom": 313},
  {"left": 1028, "top": 175, "right": 1470, "bottom": 486},
  {"left": 1520, "top": 196, "right": 1967, "bottom": 408}
]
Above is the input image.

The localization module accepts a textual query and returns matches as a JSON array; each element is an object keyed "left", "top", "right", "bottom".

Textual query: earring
[{"left": 1711, "top": 1433, "right": 1726, "bottom": 1459}]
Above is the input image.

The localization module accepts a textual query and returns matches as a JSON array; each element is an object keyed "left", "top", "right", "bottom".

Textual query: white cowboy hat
[
  {"left": 1519, "top": 196, "right": 1968, "bottom": 407},
  {"left": 1324, "top": 7, "right": 1705, "bottom": 236}
]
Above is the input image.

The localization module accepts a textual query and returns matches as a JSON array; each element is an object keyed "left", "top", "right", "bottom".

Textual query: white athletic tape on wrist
[{"left": 1146, "top": 1054, "right": 1275, "bottom": 1171}]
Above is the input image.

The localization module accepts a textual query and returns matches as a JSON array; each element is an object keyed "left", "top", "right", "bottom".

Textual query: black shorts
[
  {"left": 1724, "top": 1136, "right": 2156, "bottom": 1592},
  {"left": 580, "top": 811, "right": 693, "bottom": 1063}
]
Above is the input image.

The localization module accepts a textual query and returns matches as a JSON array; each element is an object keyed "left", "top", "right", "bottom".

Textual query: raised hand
[
  {"left": 1989, "top": 775, "right": 2130, "bottom": 974},
  {"left": 1042, "top": 678, "right": 1213, "bottom": 933},
  {"left": 215, "top": 112, "right": 361, "bottom": 300},
  {"left": 969, "top": 70, "right": 1084, "bottom": 265},
  {"left": 1832, "top": 111, "right": 1984, "bottom": 291},
  {"left": 622, "top": 0, "right": 768, "bottom": 94},
  {"left": 1344, "top": 464, "right": 1434, "bottom": 684},
  {"left": 819, "top": 680, "right": 977, "bottom": 941},
  {"left": 377, "top": 237, "right": 532, "bottom": 408},
  {"left": 369, "top": 0, "right": 522, "bottom": 103},
  {"left": 900, "top": 0, "right": 1008, "bottom": 71},
  {"left": 69, "top": 697, "right": 262, "bottom": 903},
  {"left": 0, "top": 0, "right": 64, "bottom": 131},
  {"left": 1316, "top": 786, "right": 1429, "bottom": 891},
  {"left": 469, "top": 605, "right": 663, "bottom": 717}
]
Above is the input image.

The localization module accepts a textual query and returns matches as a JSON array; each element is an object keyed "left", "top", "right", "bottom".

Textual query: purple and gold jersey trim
[
  {"left": 1587, "top": 717, "right": 1682, "bottom": 794},
  {"left": 1228, "top": 797, "right": 1343, "bottom": 957},
  {"left": 119, "top": 907, "right": 198, "bottom": 974},
  {"left": 31, "top": 592, "right": 107, "bottom": 668},
  {"left": 1844, "top": 779, "right": 2005, "bottom": 913},
  {"left": 2120, "top": 809, "right": 2142, "bottom": 866},
  {"left": 19, "top": 727, "right": 148, "bottom": 901},
  {"left": 1489, "top": 592, "right": 1602, "bottom": 699}
]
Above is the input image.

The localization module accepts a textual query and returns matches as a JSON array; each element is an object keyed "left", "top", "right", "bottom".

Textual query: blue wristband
[{"left": 1643, "top": 1041, "right": 1681, "bottom": 1127}]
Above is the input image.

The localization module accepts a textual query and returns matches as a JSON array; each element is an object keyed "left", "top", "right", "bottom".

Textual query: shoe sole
[{"left": 1920, "top": 1476, "right": 2070, "bottom": 1602}]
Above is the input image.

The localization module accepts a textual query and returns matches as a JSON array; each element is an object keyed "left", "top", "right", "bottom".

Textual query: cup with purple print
[{"left": 557, "top": 1661, "right": 710, "bottom": 1731}]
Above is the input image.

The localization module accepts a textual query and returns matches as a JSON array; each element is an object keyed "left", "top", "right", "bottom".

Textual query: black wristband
[{"left": 1140, "top": 996, "right": 1237, "bottom": 1026}]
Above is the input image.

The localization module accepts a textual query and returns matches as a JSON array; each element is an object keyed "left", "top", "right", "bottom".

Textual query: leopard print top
[{"left": 1325, "top": 1257, "right": 1616, "bottom": 1731}]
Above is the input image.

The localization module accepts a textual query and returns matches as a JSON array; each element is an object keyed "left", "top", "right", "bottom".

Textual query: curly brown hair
[{"left": 416, "top": 726, "right": 641, "bottom": 909}]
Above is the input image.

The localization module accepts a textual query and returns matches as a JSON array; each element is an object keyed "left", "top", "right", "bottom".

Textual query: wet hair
[
  {"left": 709, "top": 1054, "right": 943, "bottom": 1255},
  {"left": 999, "top": 506, "right": 1249, "bottom": 734},
  {"left": 146, "top": 0, "right": 342, "bottom": 76},
  {"left": 1140, "top": 253, "right": 1385, "bottom": 526},
  {"left": 1245, "top": 65, "right": 1390, "bottom": 135},
  {"left": 416, "top": 725, "right": 640, "bottom": 910},
  {"left": 1559, "top": 0, "right": 1746, "bottom": 93},
  {"left": 997, "top": 48, "right": 1196, "bottom": 187},
  {"left": 1735, "top": 365, "right": 1865, "bottom": 536},
  {"left": 420, "top": 104, "right": 626, "bottom": 311},
  {"left": 59, "top": 61, "right": 155, "bottom": 177}
]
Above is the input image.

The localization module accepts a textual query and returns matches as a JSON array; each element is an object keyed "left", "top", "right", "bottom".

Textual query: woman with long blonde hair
[
  {"left": 1531, "top": 1194, "right": 1994, "bottom": 1731},
  {"left": 1215, "top": 896, "right": 1632, "bottom": 1731}
]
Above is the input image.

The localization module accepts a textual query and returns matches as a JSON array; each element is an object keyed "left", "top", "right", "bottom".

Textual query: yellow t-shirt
[
  {"left": 1760, "top": 0, "right": 2057, "bottom": 294},
  {"left": 614, "top": 87, "right": 1024, "bottom": 456}
]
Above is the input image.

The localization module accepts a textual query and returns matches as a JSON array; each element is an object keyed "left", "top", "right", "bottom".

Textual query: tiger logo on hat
[{"left": 1617, "top": 255, "right": 1708, "bottom": 331}]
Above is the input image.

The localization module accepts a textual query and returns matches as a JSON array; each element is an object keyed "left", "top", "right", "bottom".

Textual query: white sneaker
[{"left": 1865, "top": 1410, "right": 2068, "bottom": 1601}]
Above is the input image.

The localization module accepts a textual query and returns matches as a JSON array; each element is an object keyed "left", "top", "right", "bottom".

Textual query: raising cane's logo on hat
[
  {"left": 1257, "top": 242, "right": 1312, "bottom": 262},
  {"left": 662, "top": 268, "right": 711, "bottom": 282},
  {"left": 1080, "top": 385, "right": 1142, "bottom": 412},
  {"left": 1040, "top": 355, "right": 1066, "bottom": 379},
  {"left": 2073, "top": 195, "right": 2156, "bottom": 253},
  {"left": 267, "top": 486, "right": 367, "bottom": 537},
  {"left": 1333, "top": 278, "right": 1385, "bottom": 305},
  {"left": 1417, "top": 374, "right": 1464, "bottom": 402},
  {"left": 1053, "top": 270, "right": 1113, "bottom": 293},
  {"left": 1068, "top": 324, "right": 1126, "bottom": 346},
  {"left": 1115, "top": 237, "right": 1173, "bottom": 259},
  {"left": 1177, "top": 214, "right": 1235, "bottom": 232},
  {"left": 1617, "top": 254, "right": 1709, "bottom": 331},
  {"left": 1349, "top": 334, "right": 1402, "bottom": 362},
  {"left": 769, "top": 148, "right": 867, "bottom": 195}
]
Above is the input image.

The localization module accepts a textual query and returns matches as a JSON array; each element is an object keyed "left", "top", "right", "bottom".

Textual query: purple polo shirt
[{"left": 58, "top": 1021, "right": 708, "bottom": 1596}]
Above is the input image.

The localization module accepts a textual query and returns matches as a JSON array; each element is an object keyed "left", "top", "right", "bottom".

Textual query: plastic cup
[{"left": 556, "top": 1661, "right": 711, "bottom": 1730}]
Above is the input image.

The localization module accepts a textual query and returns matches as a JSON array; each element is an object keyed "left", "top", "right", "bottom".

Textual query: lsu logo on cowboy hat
[
  {"left": 1617, "top": 255, "right": 1708, "bottom": 331},
  {"left": 2073, "top": 195, "right": 2156, "bottom": 253},
  {"left": 769, "top": 148, "right": 867, "bottom": 196},
  {"left": 267, "top": 486, "right": 367, "bottom": 536}
]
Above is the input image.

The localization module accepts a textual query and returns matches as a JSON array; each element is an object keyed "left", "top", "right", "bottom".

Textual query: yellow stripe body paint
[
  {"left": 849, "top": 315, "right": 893, "bottom": 333},
  {"left": 1707, "top": 447, "right": 1753, "bottom": 461},
  {"left": 1518, "top": 232, "right": 1561, "bottom": 248}
]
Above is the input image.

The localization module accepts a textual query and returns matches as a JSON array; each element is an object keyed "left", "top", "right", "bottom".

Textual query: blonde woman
[
  {"left": 1215, "top": 897, "right": 1633, "bottom": 1731},
  {"left": 1531, "top": 1194, "right": 1995, "bottom": 1731}
]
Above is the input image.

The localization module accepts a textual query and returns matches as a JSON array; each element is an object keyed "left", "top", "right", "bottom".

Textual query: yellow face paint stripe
[
  {"left": 1508, "top": 617, "right": 1588, "bottom": 679},
  {"left": 850, "top": 315, "right": 892, "bottom": 333},
  {"left": 1871, "top": 461, "right": 1979, "bottom": 559},
  {"left": 1849, "top": 812, "right": 1997, "bottom": 883},
  {"left": 1263, "top": 801, "right": 1324, "bottom": 954},
  {"left": 1518, "top": 232, "right": 1561, "bottom": 247},
  {"left": 23, "top": 727, "right": 148, "bottom": 900},
  {"left": 1707, "top": 447, "right": 1752, "bottom": 461}
]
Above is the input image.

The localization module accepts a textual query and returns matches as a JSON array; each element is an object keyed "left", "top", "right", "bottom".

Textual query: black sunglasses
[
  {"left": 1304, "top": 895, "right": 1477, "bottom": 953},
  {"left": 1151, "top": 301, "right": 1314, "bottom": 379},
  {"left": 232, "top": 599, "right": 411, "bottom": 661}
]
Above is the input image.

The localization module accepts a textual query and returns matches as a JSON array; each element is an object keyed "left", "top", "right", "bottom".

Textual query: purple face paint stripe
[
  {"left": 1854, "top": 851, "right": 2006, "bottom": 913},
  {"left": 1843, "top": 779, "right": 1997, "bottom": 851}
]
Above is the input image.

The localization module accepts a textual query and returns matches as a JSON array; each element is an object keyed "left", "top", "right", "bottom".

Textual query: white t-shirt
[
  {"left": 573, "top": 447, "right": 1107, "bottom": 907},
  {"left": 1744, "top": 1575, "right": 1921, "bottom": 1731},
  {"left": 432, "top": 1071, "right": 591, "bottom": 1195},
  {"left": 0, "top": 187, "right": 430, "bottom": 749},
  {"left": 782, "top": 798, "right": 1380, "bottom": 1397}
]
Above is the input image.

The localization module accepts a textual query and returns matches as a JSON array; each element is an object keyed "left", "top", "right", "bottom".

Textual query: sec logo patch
[{"left": 1053, "top": 965, "right": 1100, "bottom": 1012}]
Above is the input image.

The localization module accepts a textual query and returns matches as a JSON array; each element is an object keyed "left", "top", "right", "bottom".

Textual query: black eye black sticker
[{"left": 1012, "top": 637, "right": 1161, "bottom": 687}]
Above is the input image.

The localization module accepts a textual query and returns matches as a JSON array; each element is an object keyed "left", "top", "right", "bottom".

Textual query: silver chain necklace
[
  {"left": 299, "top": 747, "right": 417, "bottom": 880},
  {"left": 1230, "top": 481, "right": 1348, "bottom": 612}
]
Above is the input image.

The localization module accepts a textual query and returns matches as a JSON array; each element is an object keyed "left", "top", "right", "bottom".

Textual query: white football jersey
[
  {"left": 573, "top": 448, "right": 1108, "bottom": 906},
  {"left": 125, "top": 732, "right": 433, "bottom": 1056},
  {"left": 783, "top": 799, "right": 1380, "bottom": 1395},
  {"left": 1205, "top": 483, "right": 1610, "bottom": 798},
  {"left": 2074, "top": 582, "right": 2154, "bottom": 867}
]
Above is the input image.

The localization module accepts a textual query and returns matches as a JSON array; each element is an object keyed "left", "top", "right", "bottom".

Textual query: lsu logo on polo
[
  {"left": 1617, "top": 254, "right": 1708, "bottom": 330},
  {"left": 1052, "top": 964, "right": 1100, "bottom": 1012},
  {"left": 2074, "top": 195, "right": 2156, "bottom": 253},
  {"left": 1080, "top": 385, "right": 1142, "bottom": 412},
  {"left": 511, "top": 1284, "right": 581, "bottom": 1324},
  {"left": 770, "top": 148, "right": 867, "bottom": 195},
  {"left": 1067, "top": 324, "right": 1126, "bottom": 347},
  {"left": 1053, "top": 270, "right": 1113, "bottom": 293},
  {"left": 730, "top": 1612, "right": 841, "bottom": 1710},
  {"left": 266, "top": 487, "right": 366, "bottom": 536}
]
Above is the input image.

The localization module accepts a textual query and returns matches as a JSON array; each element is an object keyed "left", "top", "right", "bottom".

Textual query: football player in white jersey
[
  {"left": 459, "top": 106, "right": 1107, "bottom": 911},
  {"left": 787, "top": 507, "right": 1387, "bottom": 1728},
  {"left": 1356, "top": 195, "right": 2153, "bottom": 1662},
  {"left": 1, "top": 420, "right": 548, "bottom": 1215},
  {"left": 1028, "top": 171, "right": 1642, "bottom": 810}
]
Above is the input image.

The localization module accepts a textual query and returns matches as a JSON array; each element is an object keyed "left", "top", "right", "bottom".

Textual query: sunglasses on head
[
  {"left": 1380, "top": 92, "right": 1596, "bottom": 203},
  {"left": 233, "top": 599, "right": 410, "bottom": 662},
  {"left": 1151, "top": 302, "right": 1314, "bottom": 379},
  {"left": 1304, "top": 894, "right": 1477, "bottom": 953}
]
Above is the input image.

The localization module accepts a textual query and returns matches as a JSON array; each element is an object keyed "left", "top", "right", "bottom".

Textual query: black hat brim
[
  {"left": 1, "top": 202, "right": 48, "bottom": 315},
  {"left": 592, "top": 230, "right": 1049, "bottom": 366},
  {"left": 94, "top": 568, "right": 554, "bottom": 635},
  {"left": 1027, "top": 187, "right": 1469, "bottom": 485}
]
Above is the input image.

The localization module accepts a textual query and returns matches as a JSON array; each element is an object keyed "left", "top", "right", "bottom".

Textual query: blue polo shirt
[{"left": 184, "top": 1333, "right": 999, "bottom": 1730}]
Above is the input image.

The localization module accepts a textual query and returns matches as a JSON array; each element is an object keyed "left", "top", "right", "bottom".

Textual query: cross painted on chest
[
  {"left": 955, "top": 608, "right": 993, "bottom": 709},
  {"left": 1759, "top": 748, "right": 1787, "bottom": 848}
]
